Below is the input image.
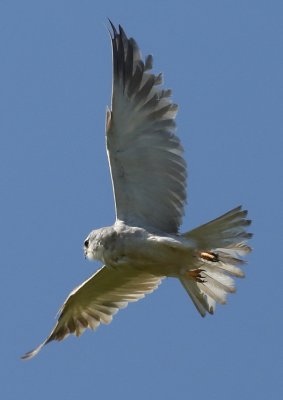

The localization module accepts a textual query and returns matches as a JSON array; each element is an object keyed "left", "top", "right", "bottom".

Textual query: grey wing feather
[
  {"left": 186, "top": 206, "right": 252, "bottom": 249},
  {"left": 106, "top": 23, "right": 187, "bottom": 233},
  {"left": 21, "top": 265, "right": 163, "bottom": 359}
]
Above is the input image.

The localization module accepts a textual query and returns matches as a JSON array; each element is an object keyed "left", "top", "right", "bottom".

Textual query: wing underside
[
  {"left": 22, "top": 265, "right": 164, "bottom": 359},
  {"left": 106, "top": 22, "right": 187, "bottom": 233}
]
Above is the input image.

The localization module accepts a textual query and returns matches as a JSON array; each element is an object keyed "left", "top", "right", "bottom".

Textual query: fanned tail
[{"left": 180, "top": 206, "right": 252, "bottom": 316}]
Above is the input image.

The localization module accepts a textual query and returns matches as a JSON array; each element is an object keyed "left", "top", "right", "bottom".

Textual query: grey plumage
[{"left": 22, "top": 21, "right": 252, "bottom": 360}]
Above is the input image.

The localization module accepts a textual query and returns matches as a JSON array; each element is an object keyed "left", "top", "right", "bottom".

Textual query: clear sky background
[{"left": 1, "top": 1, "right": 282, "bottom": 399}]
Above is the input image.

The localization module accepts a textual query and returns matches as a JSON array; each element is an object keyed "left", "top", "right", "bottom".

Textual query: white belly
[{"left": 101, "top": 224, "right": 196, "bottom": 277}]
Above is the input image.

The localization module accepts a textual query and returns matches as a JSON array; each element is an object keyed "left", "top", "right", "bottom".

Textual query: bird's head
[{"left": 83, "top": 228, "right": 105, "bottom": 261}]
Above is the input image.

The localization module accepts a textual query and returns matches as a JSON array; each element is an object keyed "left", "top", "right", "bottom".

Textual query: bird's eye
[{"left": 84, "top": 239, "right": 89, "bottom": 248}]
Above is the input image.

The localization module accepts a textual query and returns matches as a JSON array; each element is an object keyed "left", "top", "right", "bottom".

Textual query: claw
[{"left": 187, "top": 269, "right": 206, "bottom": 283}]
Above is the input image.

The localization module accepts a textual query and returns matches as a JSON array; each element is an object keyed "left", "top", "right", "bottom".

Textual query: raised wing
[
  {"left": 106, "top": 22, "right": 187, "bottom": 233},
  {"left": 22, "top": 265, "right": 163, "bottom": 360}
]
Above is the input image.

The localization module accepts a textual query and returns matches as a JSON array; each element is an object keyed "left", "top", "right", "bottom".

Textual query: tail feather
[
  {"left": 198, "top": 282, "right": 226, "bottom": 305},
  {"left": 185, "top": 206, "right": 252, "bottom": 249},
  {"left": 180, "top": 206, "right": 252, "bottom": 316},
  {"left": 180, "top": 277, "right": 215, "bottom": 316},
  {"left": 202, "top": 270, "right": 236, "bottom": 294}
]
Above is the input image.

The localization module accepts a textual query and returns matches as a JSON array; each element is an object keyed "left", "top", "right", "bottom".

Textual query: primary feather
[
  {"left": 22, "top": 22, "right": 252, "bottom": 360},
  {"left": 107, "top": 23, "right": 186, "bottom": 233}
]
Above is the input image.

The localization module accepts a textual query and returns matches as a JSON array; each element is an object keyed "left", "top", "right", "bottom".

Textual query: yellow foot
[{"left": 200, "top": 251, "right": 219, "bottom": 262}]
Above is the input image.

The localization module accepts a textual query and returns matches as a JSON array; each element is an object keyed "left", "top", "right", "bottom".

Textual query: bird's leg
[
  {"left": 199, "top": 251, "right": 219, "bottom": 262},
  {"left": 186, "top": 268, "right": 206, "bottom": 283},
  {"left": 186, "top": 251, "right": 220, "bottom": 283}
]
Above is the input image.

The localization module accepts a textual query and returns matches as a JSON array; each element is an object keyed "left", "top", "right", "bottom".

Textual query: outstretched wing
[
  {"left": 106, "top": 22, "right": 187, "bottom": 234},
  {"left": 22, "top": 266, "right": 163, "bottom": 360}
]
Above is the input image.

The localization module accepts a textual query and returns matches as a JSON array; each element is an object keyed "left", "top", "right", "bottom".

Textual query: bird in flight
[{"left": 22, "top": 21, "right": 252, "bottom": 360}]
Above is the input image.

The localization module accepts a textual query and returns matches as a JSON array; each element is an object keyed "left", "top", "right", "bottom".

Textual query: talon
[
  {"left": 200, "top": 251, "right": 219, "bottom": 262},
  {"left": 187, "top": 268, "right": 206, "bottom": 283}
]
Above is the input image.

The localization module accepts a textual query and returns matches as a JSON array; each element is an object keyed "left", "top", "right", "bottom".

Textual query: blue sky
[{"left": 1, "top": 1, "right": 282, "bottom": 399}]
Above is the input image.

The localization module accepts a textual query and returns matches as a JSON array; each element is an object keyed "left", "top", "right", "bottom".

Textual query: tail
[{"left": 180, "top": 206, "right": 252, "bottom": 316}]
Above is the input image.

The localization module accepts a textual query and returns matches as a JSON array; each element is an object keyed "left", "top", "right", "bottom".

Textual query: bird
[{"left": 22, "top": 21, "right": 252, "bottom": 360}]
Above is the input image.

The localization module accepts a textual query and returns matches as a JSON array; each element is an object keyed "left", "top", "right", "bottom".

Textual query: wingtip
[
  {"left": 21, "top": 342, "right": 45, "bottom": 360},
  {"left": 107, "top": 18, "right": 117, "bottom": 39},
  {"left": 118, "top": 24, "right": 127, "bottom": 39}
]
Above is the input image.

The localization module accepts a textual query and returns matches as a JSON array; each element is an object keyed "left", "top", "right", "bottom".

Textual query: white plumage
[{"left": 22, "top": 22, "right": 252, "bottom": 360}]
